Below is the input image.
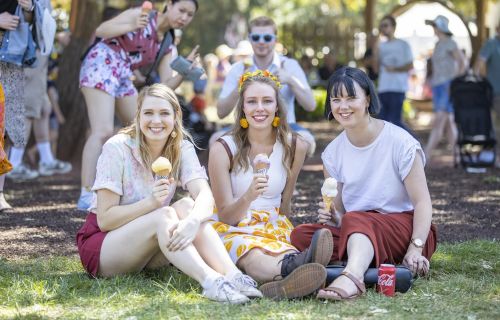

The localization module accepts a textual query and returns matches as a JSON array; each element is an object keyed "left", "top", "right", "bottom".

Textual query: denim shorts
[{"left": 432, "top": 81, "right": 454, "bottom": 113}]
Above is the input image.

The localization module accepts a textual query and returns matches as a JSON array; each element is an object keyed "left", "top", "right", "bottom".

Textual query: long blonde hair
[
  {"left": 120, "top": 84, "right": 192, "bottom": 179},
  {"left": 229, "top": 74, "right": 292, "bottom": 177}
]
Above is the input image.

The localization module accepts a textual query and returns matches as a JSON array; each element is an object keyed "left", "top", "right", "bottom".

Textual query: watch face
[{"left": 414, "top": 239, "right": 423, "bottom": 246}]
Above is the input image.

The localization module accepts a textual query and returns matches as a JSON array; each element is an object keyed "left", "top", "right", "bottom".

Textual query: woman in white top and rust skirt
[{"left": 291, "top": 67, "right": 437, "bottom": 301}]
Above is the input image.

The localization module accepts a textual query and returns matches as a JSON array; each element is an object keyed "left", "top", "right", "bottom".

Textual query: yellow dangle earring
[
  {"left": 240, "top": 117, "right": 249, "bottom": 129},
  {"left": 272, "top": 114, "right": 280, "bottom": 127}
]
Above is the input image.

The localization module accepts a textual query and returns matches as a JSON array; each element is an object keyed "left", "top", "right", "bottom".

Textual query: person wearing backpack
[{"left": 77, "top": 0, "right": 202, "bottom": 210}]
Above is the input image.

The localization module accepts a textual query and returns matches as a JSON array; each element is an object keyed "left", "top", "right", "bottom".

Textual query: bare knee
[
  {"left": 90, "top": 128, "right": 114, "bottom": 143},
  {"left": 171, "top": 197, "right": 195, "bottom": 220},
  {"left": 153, "top": 207, "right": 178, "bottom": 227}
]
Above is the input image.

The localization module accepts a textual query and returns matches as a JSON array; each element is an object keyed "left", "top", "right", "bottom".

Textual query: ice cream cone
[
  {"left": 253, "top": 153, "right": 270, "bottom": 175},
  {"left": 152, "top": 157, "right": 172, "bottom": 179},
  {"left": 255, "top": 162, "right": 270, "bottom": 175},
  {"left": 322, "top": 195, "right": 333, "bottom": 212},
  {"left": 141, "top": 1, "right": 153, "bottom": 15},
  {"left": 321, "top": 177, "right": 338, "bottom": 212}
]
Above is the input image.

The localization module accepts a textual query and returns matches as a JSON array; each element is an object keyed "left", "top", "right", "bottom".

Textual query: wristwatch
[{"left": 411, "top": 238, "right": 424, "bottom": 249}]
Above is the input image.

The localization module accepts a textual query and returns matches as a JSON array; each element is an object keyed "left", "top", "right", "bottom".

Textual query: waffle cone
[
  {"left": 322, "top": 195, "right": 333, "bottom": 212},
  {"left": 156, "top": 169, "right": 171, "bottom": 178}
]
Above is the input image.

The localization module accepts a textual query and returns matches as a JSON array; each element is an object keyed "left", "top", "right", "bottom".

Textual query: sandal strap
[
  {"left": 340, "top": 271, "right": 366, "bottom": 294},
  {"left": 326, "top": 286, "right": 350, "bottom": 299}
]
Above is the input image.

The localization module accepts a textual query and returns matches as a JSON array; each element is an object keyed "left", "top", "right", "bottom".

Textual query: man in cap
[{"left": 423, "top": 15, "right": 465, "bottom": 165}]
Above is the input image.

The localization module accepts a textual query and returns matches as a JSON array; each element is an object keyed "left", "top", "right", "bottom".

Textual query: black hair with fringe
[{"left": 324, "top": 66, "right": 380, "bottom": 120}]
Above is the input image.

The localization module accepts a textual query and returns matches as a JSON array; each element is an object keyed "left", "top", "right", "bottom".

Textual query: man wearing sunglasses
[
  {"left": 214, "top": 16, "right": 316, "bottom": 155},
  {"left": 373, "top": 15, "right": 414, "bottom": 133}
]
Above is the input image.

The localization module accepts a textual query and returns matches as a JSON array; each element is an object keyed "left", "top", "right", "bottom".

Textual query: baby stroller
[{"left": 450, "top": 73, "right": 496, "bottom": 172}]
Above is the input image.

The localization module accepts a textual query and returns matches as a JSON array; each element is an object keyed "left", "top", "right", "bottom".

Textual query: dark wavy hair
[{"left": 324, "top": 66, "right": 380, "bottom": 120}]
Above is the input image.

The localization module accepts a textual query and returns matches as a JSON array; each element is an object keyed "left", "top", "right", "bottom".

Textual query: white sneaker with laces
[
  {"left": 6, "top": 163, "right": 39, "bottom": 180},
  {"left": 202, "top": 276, "right": 250, "bottom": 304},
  {"left": 229, "top": 273, "right": 263, "bottom": 298},
  {"left": 39, "top": 159, "right": 72, "bottom": 176}
]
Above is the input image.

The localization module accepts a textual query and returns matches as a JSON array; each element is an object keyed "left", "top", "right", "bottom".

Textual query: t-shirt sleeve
[
  {"left": 321, "top": 143, "right": 341, "bottom": 182},
  {"left": 479, "top": 40, "right": 492, "bottom": 61},
  {"left": 92, "top": 141, "right": 124, "bottom": 195},
  {"left": 398, "top": 137, "right": 425, "bottom": 181},
  {"left": 219, "top": 63, "right": 243, "bottom": 99},
  {"left": 286, "top": 59, "right": 311, "bottom": 89},
  {"left": 180, "top": 141, "right": 208, "bottom": 189}
]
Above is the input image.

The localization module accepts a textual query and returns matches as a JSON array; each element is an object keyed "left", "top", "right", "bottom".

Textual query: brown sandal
[{"left": 316, "top": 271, "right": 366, "bottom": 301}]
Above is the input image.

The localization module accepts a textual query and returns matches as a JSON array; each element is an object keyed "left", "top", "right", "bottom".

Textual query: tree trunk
[
  {"left": 56, "top": 0, "right": 102, "bottom": 162},
  {"left": 364, "top": 0, "right": 375, "bottom": 40},
  {"left": 472, "top": 0, "right": 487, "bottom": 64}
]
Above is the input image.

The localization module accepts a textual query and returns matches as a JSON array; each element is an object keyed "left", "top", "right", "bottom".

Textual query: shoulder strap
[
  {"left": 144, "top": 27, "right": 174, "bottom": 82},
  {"left": 290, "top": 132, "right": 297, "bottom": 168},
  {"left": 216, "top": 137, "right": 233, "bottom": 172}
]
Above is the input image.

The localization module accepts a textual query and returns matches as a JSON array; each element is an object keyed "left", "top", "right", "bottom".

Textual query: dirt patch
[{"left": 1, "top": 121, "right": 499, "bottom": 260}]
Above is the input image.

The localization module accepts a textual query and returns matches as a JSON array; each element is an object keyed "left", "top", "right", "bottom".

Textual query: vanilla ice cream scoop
[
  {"left": 321, "top": 177, "right": 338, "bottom": 197},
  {"left": 253, "top": 153, "right": 270, "bottom": 175},
  {"left": 152, "top": 157, "right": 172, "bottom": 179}
]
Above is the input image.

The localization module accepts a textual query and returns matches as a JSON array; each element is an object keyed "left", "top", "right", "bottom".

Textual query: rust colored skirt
[
  {"left": 76, "top": 213, "right": 108, "bottom": 277},
  {"left": 290, "top": 211, "right": 437, "bottom": 267}
]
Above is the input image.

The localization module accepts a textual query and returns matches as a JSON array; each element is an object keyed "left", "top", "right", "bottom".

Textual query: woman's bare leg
[
  {"left": 99, "top": 207, "right": 220, "bottom": 284},
  {"left": 318, "top": 233, "right": 374, "bottom": 298},
  {"left": 424, "top": 111, "right": 447, "bottom": 161},
  {"left": 237, "top": 249, "right": 294, "bottom": 283},
  {"left": 80, "top": 88, "right": 116, "bottom": 189},
  {"left": 171, "top": 198, "right": 240, "bottom": 276}
]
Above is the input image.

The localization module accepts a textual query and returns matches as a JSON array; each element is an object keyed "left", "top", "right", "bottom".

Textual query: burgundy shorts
[
  {"left": 290, "top": 211, "right": 437, "bottom": 267},
  {"left": 76, "top": 213, "right": 107, "bottom": 278}
]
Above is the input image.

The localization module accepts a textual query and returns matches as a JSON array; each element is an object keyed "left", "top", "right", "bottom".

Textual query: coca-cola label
[{"left": 378, "top": 274, "right": 395, "bottom": 287}]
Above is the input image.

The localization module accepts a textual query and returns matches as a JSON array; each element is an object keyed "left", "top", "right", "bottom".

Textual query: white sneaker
[
  {"left": 229, "top": 273, "right": 263, "bottom": 298},
  {"left": 6, "top": 163, "right": 39, "bottom": 180},
  {"left": 39, "top": 159, "right": 72, "bottom": 176},
  {"left": 202, "top": 277, "right": 250, "bottom": 304}
]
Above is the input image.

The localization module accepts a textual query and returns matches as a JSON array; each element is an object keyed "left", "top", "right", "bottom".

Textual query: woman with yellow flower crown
[{"left": 209, "top": 70, "right": 334, "bottom": 299}]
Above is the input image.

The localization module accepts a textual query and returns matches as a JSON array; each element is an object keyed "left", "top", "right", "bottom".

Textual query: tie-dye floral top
[{"left": 89, "top": 133, "right": 207, "bottom": 212}]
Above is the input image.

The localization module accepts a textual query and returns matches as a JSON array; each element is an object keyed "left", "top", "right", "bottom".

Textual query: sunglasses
[
  {"left": 249, "top": 33, "right": 276, "bottom": 43},
  {"left": 379, "top": 23, "right": 391, "bottom": 29}
]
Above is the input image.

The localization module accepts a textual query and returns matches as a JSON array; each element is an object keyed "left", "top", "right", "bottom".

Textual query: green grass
[{"left": 1, "top": 241, "right": 499, "bottom": 319}]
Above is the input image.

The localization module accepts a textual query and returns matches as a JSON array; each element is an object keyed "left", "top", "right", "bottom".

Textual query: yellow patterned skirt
[{"left": 210, "top": 208, "right": 297, "bottom": 263}]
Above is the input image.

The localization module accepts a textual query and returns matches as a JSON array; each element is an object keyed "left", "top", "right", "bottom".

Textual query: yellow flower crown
[{"left": 238, "top": 70, "right": 282, "bottom": 92}]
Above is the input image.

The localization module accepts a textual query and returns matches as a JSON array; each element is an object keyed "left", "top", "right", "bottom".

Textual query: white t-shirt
[
  {"left": 321, "top": 122, "right": 425, "bottom": 213},
  {"left": 219, "top": 52, "right": 310, "bottom": 123},
  {"left": 377, "top": 39, "right": 413, "bottom": 93}
]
